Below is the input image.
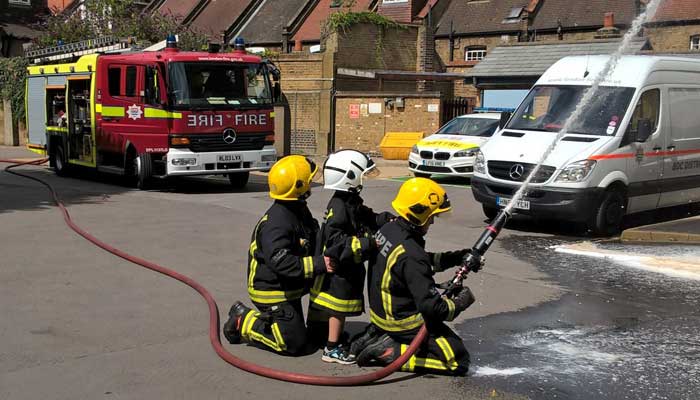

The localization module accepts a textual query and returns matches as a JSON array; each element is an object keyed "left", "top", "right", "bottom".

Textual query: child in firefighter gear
[
  {"left": 356, "top": 177, "right": 480, "bottom": 376},
  {"left": 306, "top": 150, "right": 393, "bottom": 364},
  {"left": 222, "top": 155, "right": 336, "bottom": 356}
]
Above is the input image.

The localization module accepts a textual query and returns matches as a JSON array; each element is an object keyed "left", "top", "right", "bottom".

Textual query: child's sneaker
[{"left": 321, "top": 345, "right": 356, "bottom": 365}]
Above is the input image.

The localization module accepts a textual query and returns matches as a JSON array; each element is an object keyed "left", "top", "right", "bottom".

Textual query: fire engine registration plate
[
  {"left": 423, "top": 160, "right": 445, "bottom": 167},
  {"left": 496, "top": 197, "right": 530, "bottom": 210},
  {"left": 218, "top": 154, "right": 242, "bottom": 162}
]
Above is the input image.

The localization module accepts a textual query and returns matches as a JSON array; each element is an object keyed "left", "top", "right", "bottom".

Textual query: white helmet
[{"left": 323, "top": 149, "right": 377, "bottom": 192}]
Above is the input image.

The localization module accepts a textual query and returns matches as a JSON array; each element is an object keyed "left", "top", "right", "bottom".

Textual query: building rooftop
[{"left": 236, "top": 0, "right": 308, "bottom": 45}]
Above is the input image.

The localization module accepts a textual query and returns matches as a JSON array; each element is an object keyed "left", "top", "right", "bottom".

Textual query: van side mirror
[
  {"left": 635, "top": 118, "right": 652, "bottom": 142},
  {"left": 499, "top": 111, "right": 512, "bottom": 129}
]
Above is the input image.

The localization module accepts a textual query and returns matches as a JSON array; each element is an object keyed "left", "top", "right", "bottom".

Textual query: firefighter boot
[
  {"left": 349, "top": 324, "right": 380, "bottom": 357},
  {"left": 223, "top": 301, "right": 250, "bottom": 344},
  {"left": 356, "top": 334, "right": 400, "bottom": 367}
]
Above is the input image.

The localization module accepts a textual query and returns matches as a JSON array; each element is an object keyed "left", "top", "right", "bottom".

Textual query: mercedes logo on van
[
  {"left": 223, "top": 128, "right": 237, "bottom": 144},
  {"left": 509, "top": 164, "right": 525, "bottom": 180}
]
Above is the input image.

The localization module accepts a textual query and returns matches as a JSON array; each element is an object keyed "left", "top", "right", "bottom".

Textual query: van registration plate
[
  {"left": 218, "top": 154, "right": 242, "bottom": 162},
  {"left": 496, "top": 196, "right": 530, "bottom": 210}
]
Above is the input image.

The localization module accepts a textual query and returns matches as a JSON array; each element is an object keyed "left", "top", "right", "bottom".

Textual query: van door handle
[{"left": 667, "top": 145, "right": 676, "bottom": 151}]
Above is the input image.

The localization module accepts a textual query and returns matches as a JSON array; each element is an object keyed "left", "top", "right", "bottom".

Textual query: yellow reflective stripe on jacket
[
  {"left": 310, "top": 287, "right": 363, "bottom": 313},
  {"left": 303, "top": 256, "right": 314, "bottom": 279},
  {"left": 248, "top": 287, "right": 305, "bottom": 304},
  {"left": 380, "top": 245, "right": 405, "bottom": 320},
  {"left": 436, "top": 337, "right": 459, "bottom": 370},
  {"left": 351, "top": 236, "right": 363, "bottom": 264},
  {"left": 445, "top": 298, "right": 456, "bottom": 321},
  {"left": 369, "top": 309, "right": 424, "bottom": 332}
]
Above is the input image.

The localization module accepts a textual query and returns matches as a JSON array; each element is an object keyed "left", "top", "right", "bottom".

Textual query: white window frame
[
  {"left": 8, "top": 0, "right": 31, "bottom": 6},
  {"left": 691, "top": 35, "right": 700, "bottom": 51},
  {"left": 465, "top": 48, "right": 487, "bottom": 61}
]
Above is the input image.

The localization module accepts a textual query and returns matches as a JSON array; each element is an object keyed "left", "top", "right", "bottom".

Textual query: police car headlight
[
  {"left": 474, "top": 150, "right": 486, "bottom": 174},
  {"left": 172, "top": 158, "right": 197, "bottom": 166},
  {"left": 411, "top": 145, "right": 419, "bottom": 155},
  {"left": 555, "top": 160, "right": 596, "bottom": 182},
  {"left": 454, "top": 148, "right": 478, "bottom": 158}
]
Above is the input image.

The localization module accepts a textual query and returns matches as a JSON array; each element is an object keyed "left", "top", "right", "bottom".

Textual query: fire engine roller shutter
[
  {"left": 27, "top": 76, "right": 47, "bottom": 147},
  {"left": 47, "top": 76, "right": 66, "bottom": 86}
]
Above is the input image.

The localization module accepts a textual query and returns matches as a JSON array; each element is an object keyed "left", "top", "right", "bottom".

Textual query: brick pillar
[{"left": 417, "top": 23, "right": 434, "bottom": 92}]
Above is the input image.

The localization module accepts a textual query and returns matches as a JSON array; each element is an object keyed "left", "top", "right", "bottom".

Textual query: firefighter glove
[{"left": 452, "top": 286, "right": 476, "bottom": 313}]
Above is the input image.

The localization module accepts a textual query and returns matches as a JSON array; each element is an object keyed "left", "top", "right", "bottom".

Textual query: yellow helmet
[
  {"left": 268, "top": 155, "right": 318, "bottom": 200},
  {"left": 392, "top": 178, "right": 451, "bottom": 226}
]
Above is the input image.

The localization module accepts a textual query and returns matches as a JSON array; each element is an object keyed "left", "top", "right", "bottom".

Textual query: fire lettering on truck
[
  {"left": 234, "top": 114, "right": 267, "bottom": 126},
  {"left": 187, "top": 114, "right": 224, "bottom": 127}
]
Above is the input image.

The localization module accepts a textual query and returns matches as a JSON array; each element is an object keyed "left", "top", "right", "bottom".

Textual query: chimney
[
  {"left": 294, "top": 39, "right": 303, "bottom": 52},
  {"left": 595, "top": 12, "right": 621, "bottom": 39}
]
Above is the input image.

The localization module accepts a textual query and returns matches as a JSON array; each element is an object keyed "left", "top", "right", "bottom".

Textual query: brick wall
[
  {"left": 330, "top": 23, "right": 419, "bottom": 71},
  {"left": 646, "top": 24, "right": 700, "bottom": 52},
  {"left": 334, "top": 93, "right": 441, "bottom": 154}
]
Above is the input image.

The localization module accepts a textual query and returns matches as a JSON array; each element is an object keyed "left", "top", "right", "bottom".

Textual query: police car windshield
[
  {"left": 169, "top": 62, "right": 272, "bottom": 109},
  {"left": 436, "top": 117, "right": 499, "bottom": 137},
  {"left": 507, "top": 85, "right": 635, "bottom": 135}
]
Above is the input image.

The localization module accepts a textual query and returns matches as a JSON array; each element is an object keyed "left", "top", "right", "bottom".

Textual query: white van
[{"left": 471, "top": 55, "right": 700, "bottom": 235}]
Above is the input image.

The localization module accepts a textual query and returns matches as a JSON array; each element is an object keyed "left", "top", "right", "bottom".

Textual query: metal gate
[{"left": 441, "top": 96, "right": 476, "bottom": 124}]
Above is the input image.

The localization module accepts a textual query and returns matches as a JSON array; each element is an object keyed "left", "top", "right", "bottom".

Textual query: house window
[
  {"left": 8, "top": 0, "right": 31, "bottom": 5},
  {"left": 502, "top": 6, "right": 523, "bottom": 23},
  {"left": 465, "top": 46, "right": 487, "bottom": 61},
  {"left": 330, "top": 0, "right": 344, "bottom": 7},
  {"left": 691, "top": 35, "right": 700, "bottom": 51}
]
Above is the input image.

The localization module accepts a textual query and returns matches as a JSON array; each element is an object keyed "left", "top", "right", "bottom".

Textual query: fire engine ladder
[{"left": 25, "top": 36, "right": 132, "bottom": 65}]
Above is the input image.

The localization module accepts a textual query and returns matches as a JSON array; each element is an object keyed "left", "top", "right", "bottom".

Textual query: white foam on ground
[
  {"left": 474, "top": 366, "right": 527, "bottom": 376},
  {"left": 554, "top": 242, "right": 700, "bottom": 281}
]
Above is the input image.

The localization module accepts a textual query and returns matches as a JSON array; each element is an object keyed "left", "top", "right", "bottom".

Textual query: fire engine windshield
[
  {"left": 506, "top": 85, "right": 636, "bottom": 136},
  {"left": 168, "top": 62, "right": 272, "bottom": 108}
]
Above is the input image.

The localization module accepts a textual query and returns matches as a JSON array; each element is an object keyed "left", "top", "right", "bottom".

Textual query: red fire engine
[{"left": 25, "top": 36, "right": 279, "bottom": 189}]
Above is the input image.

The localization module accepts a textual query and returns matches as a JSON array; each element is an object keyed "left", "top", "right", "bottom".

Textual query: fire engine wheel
[
  {"left": 134, "top": 153, "right": 153, "bottom": 190},
  {"left": 228, "top": 172, "right": 250, "bottom": 188},
  {"left": 53, "top": 143, "right": 69, "bottom": 177}
]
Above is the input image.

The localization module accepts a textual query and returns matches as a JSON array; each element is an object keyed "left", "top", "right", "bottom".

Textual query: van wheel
[
  {"left": 590, "top": 189, "right": 626, "bottom": 236},
  {"left": 228, "top": 172, "right": 250, "bottom": 188},
  {"left": 414, "top": 172, "right": 431, "bottom": 179},
  {"left": 134, "top": 153, "right": 153, "bottom": 190},
  {"left": 53, "top": 143, "right": 69, "bottom": 176},
  {"left": 482, "top": 205, "right": 498, "bottom": 221}
]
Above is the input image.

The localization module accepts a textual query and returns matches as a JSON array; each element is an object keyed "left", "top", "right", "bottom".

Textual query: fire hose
[{"left": 2, "top": 158, "right": 508, "bottom": 385}]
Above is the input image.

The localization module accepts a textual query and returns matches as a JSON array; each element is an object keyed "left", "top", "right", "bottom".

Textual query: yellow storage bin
[{"left": 379, "top": 132, "right": 425, "bottom": 160}]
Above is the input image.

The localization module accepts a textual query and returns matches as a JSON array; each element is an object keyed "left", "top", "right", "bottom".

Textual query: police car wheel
[
  {"left": 590, "top": 189, "right": 625, "bottom": 236},
  {"left": 413, "top": 172, "right": 431, "bottom": 179},
  {"left": 135, "top": 153, "right": 153, "bottom": 190},
  {"left": 228, "top": 172, "right": 249, "bottom": 188},
  {"left": 53, "top": 144, "right": 69, "bottom": 176}
]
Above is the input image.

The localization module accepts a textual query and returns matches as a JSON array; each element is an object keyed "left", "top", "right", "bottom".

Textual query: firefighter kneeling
[
  {"left": 222, "top": 155, "right": 335, "bottom": 355},
  {"left": 355, "top": 178, "right": 480, "bottom": 376}
]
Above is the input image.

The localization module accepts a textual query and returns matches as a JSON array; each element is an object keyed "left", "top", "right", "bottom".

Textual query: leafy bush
[{"left": 0, "top": 58, "right": 29, "bottom": 124}]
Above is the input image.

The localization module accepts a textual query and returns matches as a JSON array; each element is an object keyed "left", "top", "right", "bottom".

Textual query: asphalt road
[{"left": 1, "top": 160, "right": 698, "bottom": 400}]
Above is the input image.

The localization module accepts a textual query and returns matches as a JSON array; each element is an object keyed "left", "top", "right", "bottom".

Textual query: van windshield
[
  {"left": 436, "top": 117, "right": 499, "bottom": 137},
  {"left": 168, "top": 62, "right": 272, "bottom": 109},
  {"left": 506, "top": 85, "right": 636, "bottom": 136}
]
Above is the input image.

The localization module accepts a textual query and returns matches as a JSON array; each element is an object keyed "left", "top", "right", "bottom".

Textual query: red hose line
[{"left": 2, "top": 158, "right": 428, "bottom": 386}]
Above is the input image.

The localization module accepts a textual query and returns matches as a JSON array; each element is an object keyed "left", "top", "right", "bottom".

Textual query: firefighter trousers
[
  {"left": 239, "top": 299, "right": 308, "bottom": 356},
  {"left": 391, "top": 322, "right": 470, "bottom": 376}
]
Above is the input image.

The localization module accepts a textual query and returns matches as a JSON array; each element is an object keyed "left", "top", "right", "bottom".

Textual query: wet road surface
[{"left": 459, "top": 237, "right": 700, "bottom": 400}]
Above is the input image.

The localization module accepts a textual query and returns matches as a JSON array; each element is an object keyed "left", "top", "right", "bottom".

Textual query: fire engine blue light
[
  {"left": 166, "top": 34, "right": 178, "bottom": 48},
  {"left": 234, "top": 37, "right": 246, "bottom": 51}
]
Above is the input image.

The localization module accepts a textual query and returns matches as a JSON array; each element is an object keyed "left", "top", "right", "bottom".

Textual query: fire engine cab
[{"left": 25, "top": 36, "right": 279, "bottom": 189}]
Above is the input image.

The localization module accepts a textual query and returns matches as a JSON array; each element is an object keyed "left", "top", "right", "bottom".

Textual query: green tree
[{"left": 36, "top": 0, "right": 208, "bottom": 51}]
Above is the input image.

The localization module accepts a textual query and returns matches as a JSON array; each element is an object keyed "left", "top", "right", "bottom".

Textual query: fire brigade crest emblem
[{"left": 127, "top": 104, "right": 143, "bottom": 120}]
